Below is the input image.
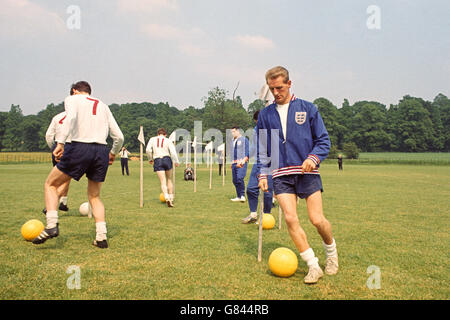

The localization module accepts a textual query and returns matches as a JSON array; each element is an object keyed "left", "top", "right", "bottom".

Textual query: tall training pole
[
  {"left": 257, "top": 190, "right": 264, "bottom": 262},
  {"left": 194, "top": 141, "right": 197, "bottom": 193},
  {"left": 139, "top": 126, "right": 144, "bottom": 208},
  {"left": 222, "top": 143, "right": 225, "bottom": 186},
  {"left": 209, "top": 149, "right": 213, "bottom": 189},
  {"left": 278, "top": 205, "right": 282, "bottom": 230}
]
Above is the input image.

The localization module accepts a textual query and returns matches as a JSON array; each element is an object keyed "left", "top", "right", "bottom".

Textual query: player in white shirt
[
  {"left": 43, "top": 111, "right": 72, "bottom": 213},
  {"left": 33, "top": 81, "right": 124, "bottom": 249},
  {"left": 146, "top": 128, "right": 180, "bottom": 207}
]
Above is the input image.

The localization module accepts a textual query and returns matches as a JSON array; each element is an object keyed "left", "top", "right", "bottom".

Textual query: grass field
[{"left": 0, "top": 160, "right": 449, "bottom": 300}]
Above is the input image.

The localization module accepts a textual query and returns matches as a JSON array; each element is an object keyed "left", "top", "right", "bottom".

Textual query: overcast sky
[{"left": 1, "top": 0, "right": 449, "bottom": 115}]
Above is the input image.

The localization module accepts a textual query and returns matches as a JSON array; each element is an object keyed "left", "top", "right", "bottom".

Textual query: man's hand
[
  {"left": 175, "top": 162, "right": 179, "bottom": 167},
  {"left": 258, "top": 178, "right": 269, "bottom": 192},
  {"left": 149, "top": 160, "right": 154, "bottom": 165},
  {"left": 301, "top": 158, "right": 316, "bottom": 173},
  {"left": 53, "top": 143, "right": 64, "bottom": 162},
  {"left": 109, "top": 153, "right": 116, "bottom": 165}
]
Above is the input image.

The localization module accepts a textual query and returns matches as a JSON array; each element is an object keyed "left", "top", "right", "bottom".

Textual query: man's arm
[
  {"left": 146, "top": 137, "right": 154, "bottom": 162},
  {"left": 168, "top": 140, "right": 180, "bottom": 166},
  {"left": 45, "top": 118, "right": 57, "bottom": 149},
  {"left": 302, "top": 108, "right": 331, "bottom": 172},
  {"left": 106, "top": 107, "right": 124, "bottom": 157}
]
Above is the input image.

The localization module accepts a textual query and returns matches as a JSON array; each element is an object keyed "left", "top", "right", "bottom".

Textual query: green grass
[
  {"left": 0, "top": 161, "right": 449, "bottom": 299},
  {"left": 327, "top": 152, "right": 450, "bottom": 165}
]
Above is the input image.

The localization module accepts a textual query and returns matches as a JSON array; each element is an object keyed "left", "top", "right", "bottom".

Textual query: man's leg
[
  {"left": 125, "top": 159, "right": 129, "bottom": 175},
  {"left": 243, "top": 165, "right": 259, "bottom": 223},
  {"left": 277, "top": 193, "right": 323, "bottom": 284},
  {"left": 306, "top": 190, "right": 338, "bottom": 275},
  {"left": 263, "top": 176, "right": 274, "bottom": 213},
  {"left": 121, "top": 158, "right": 125, "bottom": 175},
  {"left": 236, "top": 165, "right": 247, "bottom": 199},
  {"left": 165, "top": 169, "right": 174, "bottom": 207},
  {"left": 33, "top": 167, "right": 71, "bottom": 244},
  {"left": 87, "top": 179, "right": 108, "bottom": 248},
  {"left": 231, "top": 165, "right": 240, "bottom": 200},
  {"left": 156, "top": 170, "right": 169, "bottom": 200},
  {"left": 57, "top": 179, "right": 71, "bottom": 211}
]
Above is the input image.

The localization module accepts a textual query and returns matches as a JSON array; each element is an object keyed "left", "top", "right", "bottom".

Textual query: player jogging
[
  {"left": 242, "top": 110, "right": 274, "bottom": 223},
  {"left": 230, "top": 127, "right": 249, "bottom": 202},
  {"left": 32, "top": 81, "right": 124, "bottom": 249},
  {"left": 257, "top": 66, "right": 338, "bottom": 284},
  {"left": 43, "top": 111, "right": 72, "bottom": 214},
  {"left": 146, "top": 128, "right": 180, "bottom": 207}
]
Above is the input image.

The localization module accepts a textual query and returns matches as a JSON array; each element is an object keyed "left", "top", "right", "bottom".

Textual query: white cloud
[
  {"left": 117, "top": 0, "right": 178, "bottom": 13},
  {"left": 232, "top": 34, "right": 275, "bottom": 50},
  {"left": 0, "top": 0, "right": 66, "bottom": 38},
  {"left": 140, "top": 23, "right": 184, "bottom": 39}
]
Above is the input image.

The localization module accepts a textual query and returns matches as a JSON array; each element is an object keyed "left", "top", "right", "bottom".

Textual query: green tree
[
  {"left": 395, "top": 96, "right": 435, "bottom": 152},
  {"left": 342, "top": 142, "right": 359, "bottom": 159},
  {"left": 3, "top": 105, "right": 24, "bottom": 151},
  {"left": 247, "top": 99, "right": 265, "bottom": 116}
]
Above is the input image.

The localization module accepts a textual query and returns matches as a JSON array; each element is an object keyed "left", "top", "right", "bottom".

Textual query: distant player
[
  {"left": 242, "top": 110, "right": 274, "bottom": 224},
  {"left": 146, "top": 128, "right": 180, "bottom": 207},
  {"left": 32, "top": 81, "right": 124, "bottom": 249},
  {"left": 119, "top": 146, "right": 131, "bottom": 176},
  {"left": 230, "top": 126, "right": 249, "bottom": 202},
  {"left": 43, "top": 111, "right": 72, "bottom": 214},
  {"left": 257, "top": 66, "right": 338, "bottom": 284}
]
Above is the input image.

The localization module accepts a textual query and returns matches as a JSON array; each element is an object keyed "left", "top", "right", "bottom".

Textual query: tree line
[{"left": 0, "top": 88, "right": 449, "bottom": 156}]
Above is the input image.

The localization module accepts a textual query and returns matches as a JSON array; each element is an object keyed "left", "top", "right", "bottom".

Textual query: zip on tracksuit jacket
[{"left": 256, "top": 95, "right": 331, "bottom": 180}]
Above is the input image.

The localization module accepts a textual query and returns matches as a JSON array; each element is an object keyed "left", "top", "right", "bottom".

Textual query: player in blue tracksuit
[
  {"left": 257, "top": 66, "right": 338, "bottom": 284},
  {"left": 242, "top": 110, "right": 274, "bottom": 224},
  {"left": 230, "top": 127, "right": 249, "bottom": 202}
]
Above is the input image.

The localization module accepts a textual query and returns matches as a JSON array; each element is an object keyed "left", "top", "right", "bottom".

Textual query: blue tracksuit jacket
[{"left": 256, "top": 95, "right": 330, "bottom": 179}]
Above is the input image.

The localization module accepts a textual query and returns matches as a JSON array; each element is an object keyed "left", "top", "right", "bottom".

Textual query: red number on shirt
[{"left": 86, "top": 97, "right": 99, "bottom": 115}]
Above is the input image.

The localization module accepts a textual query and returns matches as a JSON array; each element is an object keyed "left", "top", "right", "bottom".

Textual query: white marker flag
[
  {"left": 168, "top": 131, "right": 176, "bottom": 143},
  {"left": 205, "top": 141, "right": 213, "bottom": 152},
  {"left": 138, "top": 126, "right": 145, "bottom": 145}
]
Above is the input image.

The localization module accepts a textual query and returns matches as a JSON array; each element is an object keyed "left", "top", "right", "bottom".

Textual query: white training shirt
[
  {"left": 45, "top": 111, "right": 72, "bottom": 149},
  {"left": 276, "top": 102, "right": 290, "bottom": 139},
  {"left": 58, "top": 94, "right": 124, "bottom": 155},
  {"left": 120, "top": 149, "right": 130, "bottom": 159},
  {"left": 146, "top": 135, "right": 180, "bottom": 164}
]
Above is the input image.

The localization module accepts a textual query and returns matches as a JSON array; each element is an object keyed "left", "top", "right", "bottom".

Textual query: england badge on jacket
[{"left": 295, "top": 112, "right": 307, "bottom": 125}]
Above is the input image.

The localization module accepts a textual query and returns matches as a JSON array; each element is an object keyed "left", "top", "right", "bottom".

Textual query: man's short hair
[
  {"left": 253, "top": 110, "right": 260, "bottom": 121},
  {"left": 265, "top": 66, "right": 289, "bottom": 84},
  {"left": 71, "top": 81, "right": 92, "bottom": 95},
  {"left": 157, "top": 128, "right": 167, "bottom": 136},
  {"left": 231, "top": 126, "right": 240, "bottom": 130}
]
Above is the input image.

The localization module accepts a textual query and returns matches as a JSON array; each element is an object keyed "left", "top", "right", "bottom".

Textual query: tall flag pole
[
  {"left": 193, "top": 136, "right": 197, "bottom": 192},
  {"left": 138, "top": 126, "right": 145, "bottom": 208},
  {"left": 168, "top": 131, "right": 177, "bottom": 197},
  {"left": 205, "top": 141, "right": 214, "bottom": 189}
]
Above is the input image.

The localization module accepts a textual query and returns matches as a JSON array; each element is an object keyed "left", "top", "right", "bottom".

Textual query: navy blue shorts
[
  {"left": 51, "top": 143, "right": 71, "bottom": 167},
  {"left": 56, "top": 142, "right": 110, "bottom": 182},
  {"left": 153, "top": 156, "right": 172, "bottom": 172},
  {"left": 273, "top": 174, "right": 323, "bottom": 199}
]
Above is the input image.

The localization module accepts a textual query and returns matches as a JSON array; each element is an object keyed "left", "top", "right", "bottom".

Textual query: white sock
[
  {"left": 300, "top": 248, "right": 319, "bottom": 268},
  {"left": 46, "top": 210, "right": 58, "bottom": 228},
  {"left": 250, "top": 212, "right": 257, "bottom": 219},
  {"left": 59, "top": 196, "right": 68, "bottom": 205},
  {"left": 95, "top": 222, "right": 107, "bottom": 241},
  {"left": 323, "top": 238, "right": 338, "bottom": 258},
  {"left": 169, "top": 194, "right": 174, "bottom": 201}
]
